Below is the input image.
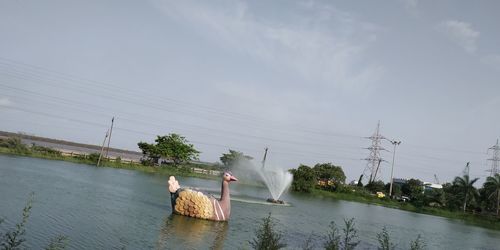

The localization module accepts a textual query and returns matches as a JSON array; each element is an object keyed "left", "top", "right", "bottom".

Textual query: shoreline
[
  {"left": 309, "top": 189, "right": 500, "bottom": 230},
  {"left": 1, "top": 149, "right": 499, "bottom": 231}
]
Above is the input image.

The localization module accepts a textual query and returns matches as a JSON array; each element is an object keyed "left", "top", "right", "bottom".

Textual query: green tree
[
  {"left": 220, "top": 150, "right": 253, "bottom": 168},
  {"left": 313, "top": 163, "right": 346, "bottom": 189},
  {"left": 137, "top": 134, "right": 200, "bottom": 166},
  {"left": 484, "top": 173, "right": 500, "bottom": 216},
  {"left": 442, "top": 182, "right": 463, "bottom": 211},
  {"left": 249, "top": 213, "right": 286, "bottom": 250},
  {"left": 366, "top": 180, "right": 385, "bottom": 193},
  {"left": 401, "top": 179, "right": 423, "bottom": 200},
  {"left": 423, "top": 188, "right": 445, "bottom": 207},
  {"left": 290, "top": 165, "right": 316, "bottom": 193},
  {"left": 137, "top": 141, "right": 161, "bottom": 165},
  {"left": 453, "top": 174, "right": 479, "bottom": 213}
]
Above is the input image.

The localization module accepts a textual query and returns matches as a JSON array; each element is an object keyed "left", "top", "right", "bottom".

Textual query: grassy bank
[
  {"left": 0, "top": 147, "right": 218, "bottom": 180},
  {"left": 311, "top": 188, "right": 500, "bottom": 230}
]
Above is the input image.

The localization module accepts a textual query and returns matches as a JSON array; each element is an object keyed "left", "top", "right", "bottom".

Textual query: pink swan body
[{"left": 168, "top": 172, "right": 238, "bottom": 221}]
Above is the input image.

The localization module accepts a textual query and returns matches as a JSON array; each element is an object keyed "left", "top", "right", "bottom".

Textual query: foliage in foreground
[
  {"left": 249, "top": 213, "right": 286, "bottom": 250},
  {"left": 377, "top": 226, "right": 395, "bottom": 250},
  {"left": 324, "top": 218, "right": 359, "bottom": 250},
  {"left": 250, "top": 214, "right": 426, "bottom": 250},
  {"left": 0, "top": 193, "right": 67, "bottom": 250}
]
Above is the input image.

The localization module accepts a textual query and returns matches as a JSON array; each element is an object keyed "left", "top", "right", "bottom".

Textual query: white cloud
[
  {"left": 152, "top": 0, "right": 383, "bottom": 92},
  {"left": 481, "top": 54, "right": 500, "bottom": 71},
  {"left": 437, "top": 20, "right": 479, "bottom": 54},
  {"left": 0, "top": 97, "right": 12, "bottom": 107}
]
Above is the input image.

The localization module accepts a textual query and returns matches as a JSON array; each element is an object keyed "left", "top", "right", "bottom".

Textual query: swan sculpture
[{"left": 168, "top": 172, "right": 238, "bottom": 221}]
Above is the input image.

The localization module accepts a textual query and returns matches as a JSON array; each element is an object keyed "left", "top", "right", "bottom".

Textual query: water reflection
[{"left": 157, "top": 214, "right": 228, "bottom": 250}]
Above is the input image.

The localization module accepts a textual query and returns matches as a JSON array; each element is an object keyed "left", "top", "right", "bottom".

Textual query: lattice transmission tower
[
  {"left": 363, "top": 121, "right": 386, "bottom": 183},
  {"left": 487, "top": 139, "right": 500, "bottom": 176}
]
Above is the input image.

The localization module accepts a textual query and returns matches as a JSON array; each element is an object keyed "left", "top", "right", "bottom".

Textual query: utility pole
[
  {"left": 463, "top": 162, "right": 470, "bottom": 176},
  {"left": 388, "top": 140, "right": 401, "bottom": 197},
  {"left": 104, "top": 117, "right": 114, "bottom": 159},
  {"left": 261, "top": 147, "right": 268, "bottom": 169},
  {"left": 363, "top": 121, "right": 386, "bottom": 183},
  {"left": 97, "top": 129, "right": 109, "bottom": 167},
  {"left": 487, "top": 139, "right": 500, "bottom": 176}
]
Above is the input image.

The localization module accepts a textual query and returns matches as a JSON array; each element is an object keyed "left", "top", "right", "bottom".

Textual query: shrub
[
  {"left": 0, "top": 193, "right": 68, "bottom": 250},
  {"left": 250, "top": 213, "right": 286, "bottom": 250},
  {"left": 377, "top": 226, "right": 395, "bottom": 250},
  {"left": 324, "top": 218, "right": 359, "bottom": 250},
  {"left": 410, "top": 234, "right": 425, "bottom": 250},
  {"left": 0, "top": 137, "right": 30, "bottom": 154}
]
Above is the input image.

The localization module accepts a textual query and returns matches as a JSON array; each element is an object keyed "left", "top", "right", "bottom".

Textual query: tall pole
[
  {"left": 97, "top": 130, "right": 109, "bottom": 167},
  {"left": 104, "top": 117, "right": 114, "bottom": 159},
  {"left": 261, "top": 147, "right": 268, "bottom": 169},
  {"left": 389, "top": 140, "right": 401, "bottom": 197}
]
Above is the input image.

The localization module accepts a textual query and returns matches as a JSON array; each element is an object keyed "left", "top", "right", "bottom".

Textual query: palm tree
[
  {"left": 453, "top": 174, "right": 479, "bottom": 213},
  {"left": 484, "top": 174, "right": 500, "bottom": 216}
]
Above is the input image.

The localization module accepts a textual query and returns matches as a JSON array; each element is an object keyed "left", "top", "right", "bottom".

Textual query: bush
[
  {"left": 250, "top": 213, "right": 286, "bottom": 250},
  {"left": 366, "top": 181, "right": 385, "bottom": 193},
  {"left": 31, "top": 145, "right": 62, "bottom": 157},
  {"left": 324, "top": 218, "right": 359, "bottom": 250},
  {"left": 0, "top": 137, "right": 30, "bottom": 154},
  {"left": 410, "top": 234, "right": 425, "bottom": 250},
  {"left": 87, "top": 153, "right": 101, "bottom": 164},
  {"left": 0, "top": 193, "right": 68, "bottom": 250},
  {"left": 377, "top": 226, "right": 395, "bottom": 250}
]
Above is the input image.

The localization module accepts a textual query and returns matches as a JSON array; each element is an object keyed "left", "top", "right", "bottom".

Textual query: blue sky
[{"left": 1, "top": 0, "right": 499, "bottom": 184}]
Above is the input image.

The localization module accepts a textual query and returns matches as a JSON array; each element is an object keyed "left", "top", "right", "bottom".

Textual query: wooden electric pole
[
  {"left": 104, "top": 117, "right": 114, "bottom": 159},
  {"left": 97, "top": 130, "right": 109, "bottom": 167},
  {"left": 261, "top": 147, "right": 268, "bottom": 169}
]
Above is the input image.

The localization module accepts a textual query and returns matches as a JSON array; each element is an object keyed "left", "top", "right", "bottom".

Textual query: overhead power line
[{"left": 0, "top": 57, "right": 361, "bottom": 139}]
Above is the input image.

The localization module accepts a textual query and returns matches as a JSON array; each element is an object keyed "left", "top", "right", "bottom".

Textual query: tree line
[{"left": 289, "top": 163, "right": 500, "bottom": 218}]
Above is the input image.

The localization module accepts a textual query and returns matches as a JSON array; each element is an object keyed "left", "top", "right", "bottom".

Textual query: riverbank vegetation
[
  {"left": 0, "top": 136, "right": 219, "bottom": 180},
  {"left": 0, "top": 193, "right": 67, "bottom": 250},
  {"left": 290, "top": 163, "right": 500, "bottom": 230},
  {"left": 249, "top": 213, "right": 425, "bottom": 250}
]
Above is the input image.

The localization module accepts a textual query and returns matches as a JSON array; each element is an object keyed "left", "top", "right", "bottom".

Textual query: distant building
[{"left": 423, "top": 182, "right": 443, "bottom": 191}]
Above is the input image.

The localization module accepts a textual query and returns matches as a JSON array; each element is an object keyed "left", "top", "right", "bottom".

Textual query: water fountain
[{"left": 256, "top": 148, "right": 292, "bottom": 204}]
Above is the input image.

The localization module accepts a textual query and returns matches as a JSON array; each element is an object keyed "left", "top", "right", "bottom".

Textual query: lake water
[{"left": 0, "top": 155, "right": 499, "bottom": 249}]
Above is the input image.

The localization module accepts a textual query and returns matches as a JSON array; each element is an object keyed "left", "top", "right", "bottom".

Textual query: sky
[{"left": 1, "top": 0, "right": 499, "bottom": 185}]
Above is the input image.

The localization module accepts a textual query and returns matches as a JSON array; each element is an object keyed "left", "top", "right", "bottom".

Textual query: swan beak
[{"left": 230, "top": 175, "right": 238, "bottom": 182}]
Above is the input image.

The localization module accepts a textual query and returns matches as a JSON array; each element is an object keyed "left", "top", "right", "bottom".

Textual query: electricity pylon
[
  {"left": 487, "top": 139, "right": 500, "bottom": 176},
  {"left": 363, "top": 121, "right": 386, "bottom": 183}
]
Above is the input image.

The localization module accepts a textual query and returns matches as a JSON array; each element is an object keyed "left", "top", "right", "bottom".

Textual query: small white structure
[{"left": 423, "top": 182, "right": 443, "bottom": 190}]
